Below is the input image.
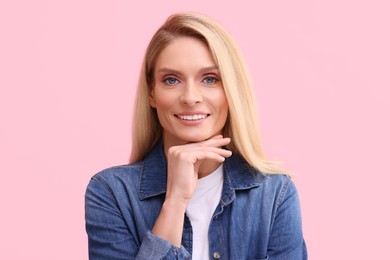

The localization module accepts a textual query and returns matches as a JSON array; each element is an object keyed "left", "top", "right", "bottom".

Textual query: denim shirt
[{"left": 85, "top": 142, "right": 307, "bottom": 259}]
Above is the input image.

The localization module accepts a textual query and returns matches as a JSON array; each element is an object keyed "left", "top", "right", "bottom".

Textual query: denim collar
[{"left": 138, "top": 141, "right": 265, "bottom": 203}]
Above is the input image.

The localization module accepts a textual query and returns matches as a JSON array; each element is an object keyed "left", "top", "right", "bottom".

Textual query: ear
[{"left": 149, "top": 89, "right": 156, "bottom": 108}]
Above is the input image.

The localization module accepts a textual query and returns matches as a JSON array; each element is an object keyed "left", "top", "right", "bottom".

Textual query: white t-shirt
[{"left": 186, "top": 165, "right": 224, "bottom": 260}]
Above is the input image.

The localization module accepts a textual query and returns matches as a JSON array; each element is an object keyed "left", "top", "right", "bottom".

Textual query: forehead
[{"left": 155, "top": 36, "right": 216, "bottom": 71}]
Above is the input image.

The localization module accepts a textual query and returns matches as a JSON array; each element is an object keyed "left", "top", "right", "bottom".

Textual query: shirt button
[
  {"left": 213, "top": 251, "right": 221, "bottom": 259},
  {"left": 214, "top": 215, "right": 219, "bottom": 220}
]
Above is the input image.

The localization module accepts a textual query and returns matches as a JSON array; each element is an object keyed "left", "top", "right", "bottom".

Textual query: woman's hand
[
  {"left": 152, "top": 135, "right": 231, "bottom": 246},
  {"left": 165, "top": 135, "right": 232, "bottom": 203}
]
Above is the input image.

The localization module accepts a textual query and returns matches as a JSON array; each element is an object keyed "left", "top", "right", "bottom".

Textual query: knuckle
[
  {"left": 168, "top": 146, "right": 178, "bottom": 155},
  {"left": 177, "top": 151, "right": 188, "bottom": 160}
]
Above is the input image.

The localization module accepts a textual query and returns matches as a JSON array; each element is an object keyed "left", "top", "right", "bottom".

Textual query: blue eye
[
  {"left": 163, "top": 77, "right": 179, "bottom": 85},
  {"left": 202, "top": 77, "right": 218, "bottom": 84}
]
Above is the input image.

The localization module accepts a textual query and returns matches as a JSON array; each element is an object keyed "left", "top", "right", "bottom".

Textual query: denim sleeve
[
  {"left": 267, "top": 177, "right": 308, "bottom": 260},
  {"left": 85, "top": 177, "right": 191, "bottom": 260}
]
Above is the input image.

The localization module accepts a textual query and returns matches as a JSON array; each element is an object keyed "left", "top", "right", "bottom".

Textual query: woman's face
[{"left": 150, "top": 36, "right": 228, "bottom": 148}]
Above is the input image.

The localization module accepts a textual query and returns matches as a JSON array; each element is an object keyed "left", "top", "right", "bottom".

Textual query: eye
[
  {"left": 163, "top": 77, "right": 180, "bottom": 85},
  {"left": 202, "top": 76, "right": 218, "bottom": 84}
]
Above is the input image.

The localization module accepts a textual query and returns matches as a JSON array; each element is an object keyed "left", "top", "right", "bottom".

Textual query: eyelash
[
  {"left": 162, "top": 77, "right": 180, "bottom": 85},
  {"left": 202, "top": 76, "right": 219, "bottom": 84},
  {"left": 162, "top": 76, "right": 219, "bottom": 86}
]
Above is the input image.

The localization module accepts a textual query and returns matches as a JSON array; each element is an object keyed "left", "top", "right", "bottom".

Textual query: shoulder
[
  {"left": 260, "top": 174, "right": 292, "bottom": 192},
  {"left": 224, "top": 154, "right": 295, "bottom": 199},
  {"left": 245, "top": 172, "right": 295, "bottom": 199},
  {"left": 260, "top": 174, "right": 297, "bottom": 206},
  {"left": 87, "top": 161, "right": 143, "bottom": 197}
]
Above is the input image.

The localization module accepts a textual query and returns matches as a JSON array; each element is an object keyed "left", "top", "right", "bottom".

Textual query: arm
[
  {"left": 151, "top": 135, "right": 232, "bottom": 245},
  {"left": 85, "top": 177, "right": 189, "bottom": 259},
  {"left": 85, "top": 136, "right": 231, "bottom": 259},
  {"left": 267, "top": 178, "right": 308, "bottom": 259}
]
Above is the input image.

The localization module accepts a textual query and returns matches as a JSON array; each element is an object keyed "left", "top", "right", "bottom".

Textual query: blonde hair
[{"left": 131, "top": 12, "right": 283, "bottom": 174}]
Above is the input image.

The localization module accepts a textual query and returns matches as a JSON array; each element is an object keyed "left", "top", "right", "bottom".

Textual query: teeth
[{"left": 178, "top": 114, "right": 207, "bottom": 121}]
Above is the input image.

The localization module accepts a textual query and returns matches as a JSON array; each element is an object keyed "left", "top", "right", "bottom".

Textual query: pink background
[{"left": 1, "top": 1, "right": 389, "bottom": 259}]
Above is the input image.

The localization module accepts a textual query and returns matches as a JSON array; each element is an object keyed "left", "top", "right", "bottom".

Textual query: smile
[{"left": 175, "top": 114, "right": 210, "bottom": 121}]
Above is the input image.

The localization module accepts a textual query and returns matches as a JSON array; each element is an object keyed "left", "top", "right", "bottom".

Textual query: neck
[{"left": 198, "top": 160, "right": 222, "bottom": 179}]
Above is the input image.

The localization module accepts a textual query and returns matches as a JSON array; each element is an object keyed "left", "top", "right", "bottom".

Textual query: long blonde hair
[{"left": 130, "top": 12, "right": 283, "bottom": 174}]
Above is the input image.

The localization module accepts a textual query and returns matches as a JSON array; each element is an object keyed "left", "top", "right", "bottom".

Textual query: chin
[{"left": 181, "top": 132, "right": 219, "bottom": 143}]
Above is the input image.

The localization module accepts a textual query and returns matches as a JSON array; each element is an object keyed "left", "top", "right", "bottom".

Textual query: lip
[
  {"left": 174, "top": 112, "right": 210, "bottom": 126},
  {"left": 175, "top": 111, "right": 210, "bottom": 116}
]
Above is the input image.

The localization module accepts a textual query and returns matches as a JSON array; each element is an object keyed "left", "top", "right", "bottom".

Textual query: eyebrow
[{"left": 157, "top": 66, "right": 219, "bottom": 75}]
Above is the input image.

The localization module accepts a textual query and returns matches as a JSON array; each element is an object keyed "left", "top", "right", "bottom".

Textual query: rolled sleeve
[{"left": 137, "top": 231, "right": 191, "bottom": 259}]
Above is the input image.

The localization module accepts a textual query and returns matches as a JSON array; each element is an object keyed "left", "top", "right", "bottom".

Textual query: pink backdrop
[{"left": 1, "top": 1, "right": 389, "bottom": 259}]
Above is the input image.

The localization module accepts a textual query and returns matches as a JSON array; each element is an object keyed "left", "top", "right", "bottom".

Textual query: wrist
[
  {"left": 152, "top": 196, "right": 188, "bottom": 247},
  {"left": 163, "top": 196, "right": 188, "bottom": 213}
]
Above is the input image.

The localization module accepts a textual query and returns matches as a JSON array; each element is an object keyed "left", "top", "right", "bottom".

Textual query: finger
[
  {"left": 175, "top": 143, "right": 231, "bottom": 156},
  {"left": 190, "top": 150, "right": 230, "bottom": 163},
  {"left": 168, "top": 137, "right": 231, "bottom": 156},
  {"left": 185, "top": 137, "right": 230, "bottom": 148},
  {"left": 196, "top": 146, "right": 232, "bottom": 157},
  {"left": 200, "top": 137, "right": 231, "bottom": 147},
  {"left": 185, "top": 147, "right": 232, "bottom": 163}
]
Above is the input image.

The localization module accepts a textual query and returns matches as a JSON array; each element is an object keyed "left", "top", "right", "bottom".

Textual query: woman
[{"left": 85, "top": 12, "right": 307, "bottom": 259}]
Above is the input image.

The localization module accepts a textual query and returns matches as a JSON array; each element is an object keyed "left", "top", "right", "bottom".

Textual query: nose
[{"left": 180, "top": 81, "right": 202, "bottom": 105}]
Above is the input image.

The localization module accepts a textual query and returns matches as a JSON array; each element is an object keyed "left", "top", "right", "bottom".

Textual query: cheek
[
  {"left": 153, "top": 92, "right": 177, "bottom": 126},
  {"left": 219, "top": 96, "right": 229, "bottom": 125},
  {"left": 216, "top": 92, "right": 229, "bottom": 114},
  {"left": 154, "top": 91, "right": 173, "bottom": 109}
]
